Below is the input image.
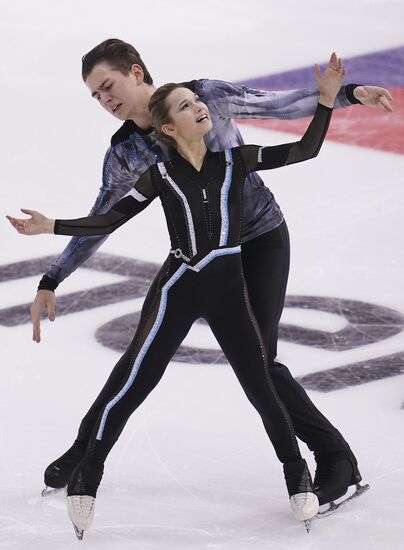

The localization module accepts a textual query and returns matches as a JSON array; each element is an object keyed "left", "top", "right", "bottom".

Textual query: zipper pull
[{"left": 202, "top": 188, "right": 208, "bottom": 202}]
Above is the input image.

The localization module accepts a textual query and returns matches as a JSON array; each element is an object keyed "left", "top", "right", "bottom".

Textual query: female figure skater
[{"left": 7, "top": 57, "right": 345, "bottom": 536}]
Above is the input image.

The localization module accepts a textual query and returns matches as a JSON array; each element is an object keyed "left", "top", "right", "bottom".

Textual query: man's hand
[
  {"left": 354, "top": 85, "right": 393, "bottom": 112},
  {"left": 31, "top": 290, "right": 56, "bottom": 343}
]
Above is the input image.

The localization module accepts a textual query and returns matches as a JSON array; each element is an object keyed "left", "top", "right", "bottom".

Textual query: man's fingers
[
  {"left": 31, "top": 307, "right": 42, "bottom": 342},
  {"left": 378, "top": 95, "right": 393, "bottom": 112},
  {"left": 32, "top": 318, "right": 41, "bottom": 343},
  {"left": 372, "top": 87, "right": 393, "bottom": 103},
  {"left": 31, "top": 291, "right": 54, "bottom": 343},
  {"left": 48, "top": 305, "right": 56, "bottom": 322},
  {"left": 45, "top": 292, "right": 56, "bottom": 322}
]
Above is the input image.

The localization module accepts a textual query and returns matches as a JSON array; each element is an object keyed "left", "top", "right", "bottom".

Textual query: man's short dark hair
[{"left": 81, "top": 38, "right": 153, "bottom": 84}]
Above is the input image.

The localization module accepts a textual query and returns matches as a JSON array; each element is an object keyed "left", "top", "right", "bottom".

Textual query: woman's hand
[
  {"left": 6, "top": 208, "right": 55, "bottom": 235},
  {"left": 315, "top": 52, "right": 346, "bottom": 108}
]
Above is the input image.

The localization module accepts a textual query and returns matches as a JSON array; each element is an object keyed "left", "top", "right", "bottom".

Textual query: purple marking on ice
[{"left": 238, "top": 45, "right": 404, "bottom": 90}]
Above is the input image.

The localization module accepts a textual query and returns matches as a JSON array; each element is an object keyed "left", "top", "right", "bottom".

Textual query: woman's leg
[
  {"left": 70, "top": 262, "right": 197, "bottom": 484},
  {"left": 66, "top": 263, "right": 198, "bottom": 534},
  {"left": 75, "top": 256, "right": 172, "bottom": 447}
]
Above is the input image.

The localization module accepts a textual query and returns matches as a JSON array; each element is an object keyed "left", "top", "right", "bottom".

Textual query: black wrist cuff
[
  {"left": 38, "top": 275, "right": 58, "bottom": 292},
  {"left": 317, "top": 103, "right": 333, "bottom": 112},
  {"left": 345, "top": 84, "right": 363, "bottom": 105}
]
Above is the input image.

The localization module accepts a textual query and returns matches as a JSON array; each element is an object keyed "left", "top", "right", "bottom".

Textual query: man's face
[{"left": 85, "top": 62, "right": 145, "bottom": 121}]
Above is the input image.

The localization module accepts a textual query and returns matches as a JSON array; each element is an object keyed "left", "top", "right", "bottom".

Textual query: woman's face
[{"left": 162, "top": 87, "right": 212, "bottom": 143}]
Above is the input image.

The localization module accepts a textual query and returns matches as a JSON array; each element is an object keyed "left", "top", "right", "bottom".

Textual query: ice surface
[{"left": 1, "top": 1, "right": 404, "bottom": 548}]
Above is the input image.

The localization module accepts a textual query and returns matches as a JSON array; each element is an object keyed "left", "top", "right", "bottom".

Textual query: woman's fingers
[
  {"left": 20, "top": 208, "right": 35, "bottom": 216},
  {"left": 329, "top": 52, "right": 337, "bottom": 69},
  {"left": 6, "top": 215, "right": 20, "bottom": 226},
  {"left": 6, "top": 215, "right": 26, "bottom": 233}
]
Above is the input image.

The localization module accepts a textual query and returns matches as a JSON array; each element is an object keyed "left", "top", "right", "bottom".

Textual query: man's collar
[{"left": 110, "top": 119, "right": 153, "bottom": 146}]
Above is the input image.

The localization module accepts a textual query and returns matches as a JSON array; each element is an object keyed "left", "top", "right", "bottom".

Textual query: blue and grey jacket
[{"left": 41, "top": 79, "right": 360, "bottom": 289}]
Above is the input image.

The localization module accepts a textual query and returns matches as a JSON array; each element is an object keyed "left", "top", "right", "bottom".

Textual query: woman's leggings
[{"left": 83, "top": 249, "right": 301, "bottom": 467}]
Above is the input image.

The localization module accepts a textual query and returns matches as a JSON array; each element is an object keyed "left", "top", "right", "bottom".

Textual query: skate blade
[
  {"left": 41, "top": 486, "right": 64, "bottom": 497},
  {"left": 304, "top": 519, "right": 312, "bottom": 533},
  {"left": 316, "top": 482, "right": 370, "bottom": 519},
  {"left": 72, "top": 523, "right": 84, "bottom": 540}
]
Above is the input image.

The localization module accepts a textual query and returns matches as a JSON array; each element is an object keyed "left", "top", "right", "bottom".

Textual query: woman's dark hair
[
  {"left": 148, "top": 83, "right": 185, "bottom": 146},
  {"left": 81, "top": 38, "right": 153, "bottom": 84}
]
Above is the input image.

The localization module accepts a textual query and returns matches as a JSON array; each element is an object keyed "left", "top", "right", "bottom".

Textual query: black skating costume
[{"left": 52, "top": 103, "right": 339, "bottom": 496}]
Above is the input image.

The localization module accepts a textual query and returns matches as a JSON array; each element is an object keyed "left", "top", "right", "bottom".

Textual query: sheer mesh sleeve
[
  {"left": 239, "top": 103, "right": 333, "bottom": 174},
  {"left": 54, "top": 169, "right": 156, "bottom": 237},
  {"left": 285, "top": 103, "right": 333, "bottom": 164}
]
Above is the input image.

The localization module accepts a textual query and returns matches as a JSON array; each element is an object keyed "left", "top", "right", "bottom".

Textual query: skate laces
[
  {"left": 290, "top": 492, "right": 310, "bottom": 506},
  {"left": 290, "top": 492, "right": 319, "bottom": 522},
  {"left": 72, "top": 495, "right": 95, "bottom": 517}
]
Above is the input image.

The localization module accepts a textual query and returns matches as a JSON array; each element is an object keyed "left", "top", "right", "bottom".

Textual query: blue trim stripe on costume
[
  {"left": 219, "top": 150, "right": 233, "bottom": 247},
  {"left": 190, "top": 246, "right": 241, "bottom": 272},
  {"left": 96, "top": 262, "right": 188, "bottom": 440}
]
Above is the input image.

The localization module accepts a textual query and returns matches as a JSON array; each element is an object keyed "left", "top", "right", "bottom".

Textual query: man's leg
[
  {"left": 205, "top": 255, "right": 318, "bottom": 521},
  {"left": 241, "top": 222, "right": 361, "bottom": 503}
]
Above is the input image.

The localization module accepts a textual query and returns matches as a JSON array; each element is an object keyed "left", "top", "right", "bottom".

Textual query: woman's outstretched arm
[
  {"left": 240, "top": 53, "right": 346, "bottom": 173},
  {"left": 7, "top": 169, "right": 156, "bottom": 238}
]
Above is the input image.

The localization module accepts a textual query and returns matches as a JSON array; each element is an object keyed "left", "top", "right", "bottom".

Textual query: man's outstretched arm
[{"left": 200, "top": 53, "right": 393, "bottom": 120}]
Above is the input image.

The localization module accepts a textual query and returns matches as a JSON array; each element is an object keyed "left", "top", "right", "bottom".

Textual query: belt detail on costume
[
  {"left": 170, "top": 245, "right": 241, "bottom": 272},
  {"left": 169, "top": 248, "right": 191, "bottom": 262}
]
